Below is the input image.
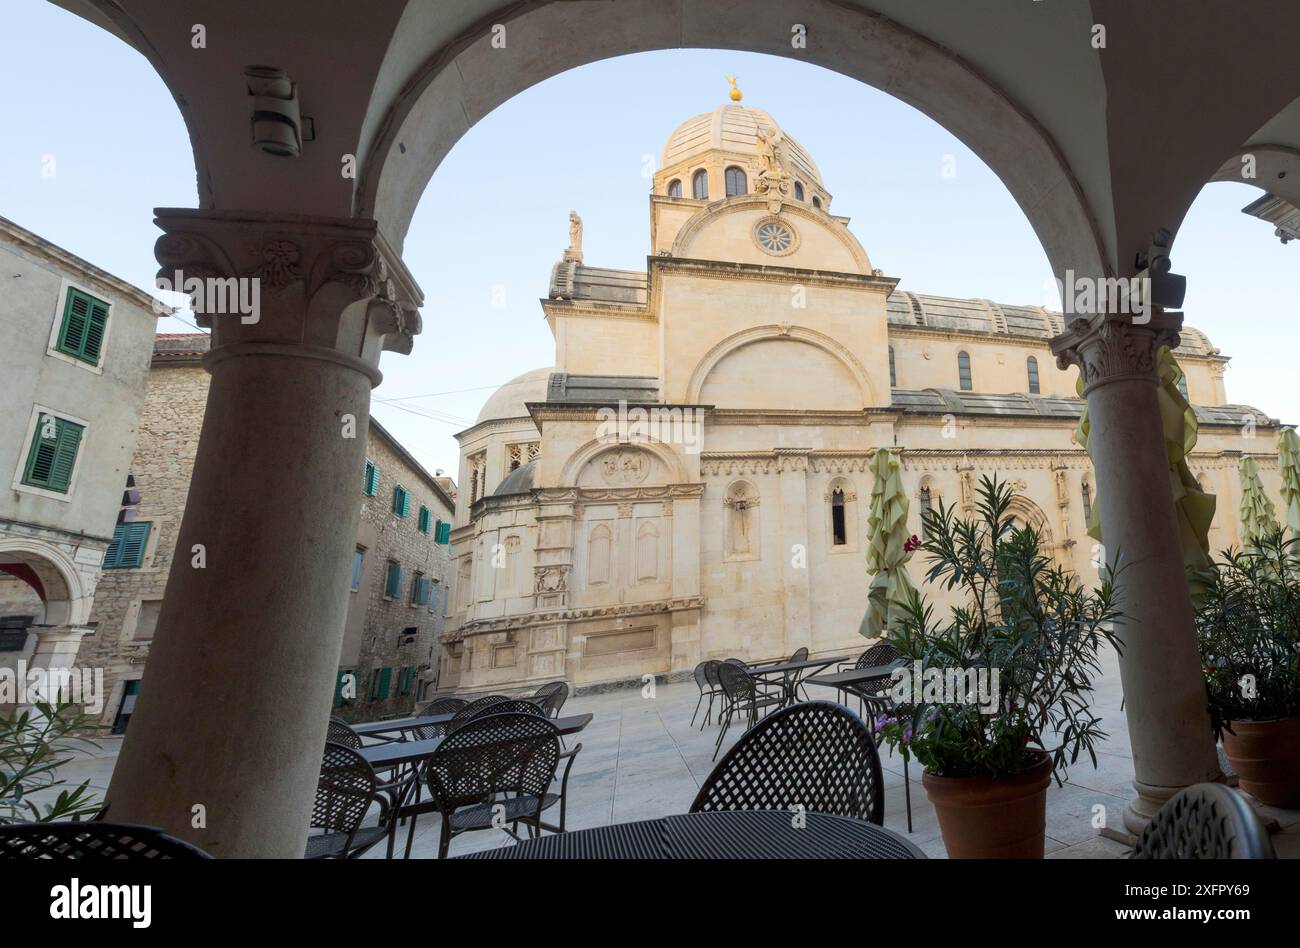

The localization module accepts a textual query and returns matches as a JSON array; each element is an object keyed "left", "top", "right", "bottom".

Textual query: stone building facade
[
  {"left": 79, "top": 334, "right": 456, "bottom": 729},
  {"left": 0, "top": 215, "right": 159, "bottom": 709},
  {"left": 441, "top": 101, "right": 1288, "bottom": 695}
]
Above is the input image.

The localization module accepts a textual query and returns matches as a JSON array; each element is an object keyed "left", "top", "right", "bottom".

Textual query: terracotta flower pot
[
  {"left": 922, "top": 750, "right": 1052, "bottom": 858},
  {"left": 1221, "top": 717, "right": 1300, "bottom": 807}
]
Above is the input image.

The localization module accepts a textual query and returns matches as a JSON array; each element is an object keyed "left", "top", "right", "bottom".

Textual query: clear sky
[{"left": 3, "top": 3, "right": 1296, "bottom": 482}]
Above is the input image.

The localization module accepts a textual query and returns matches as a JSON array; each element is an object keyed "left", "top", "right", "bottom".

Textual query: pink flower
[{"left": 903, "top": 534, "right": 921, "bottom": 553}]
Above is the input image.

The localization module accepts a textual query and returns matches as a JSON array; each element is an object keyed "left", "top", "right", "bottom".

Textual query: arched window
[
  {"left": 888, "top": 346, "right": 897, "bottom": 387},
  {"left": 692, "top": 169, "right": 709, "bottom": 199},
  {"left": 724, "top": 166, "right": 747, "bottom": 196},
  {"left": 667, "top": 178, "right": 682, "bottom": 198},
  {"left": 919, "top": 485, "right": 934, "bottom": 539},
  {"left": 1081, "top": 479, "right": 1093, "bottom": 524},
  {"left": 831, "top": 488, "right": 847, "bottom": 546},
  {"left": 1027, "top": 356, "right": 1041, "bottom": 394},
  {"left": 794, "top": 181, "right": 805, "bottom": 201},
  {"left": 812, "top": 195, "right": 822, "bottom": 209},
  {"left": 958, "top": 351, "right": 973, "bottom": 391}
]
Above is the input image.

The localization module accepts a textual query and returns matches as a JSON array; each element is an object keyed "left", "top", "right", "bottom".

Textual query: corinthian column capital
[
  {"left": 1049, "top": 311, "right": 1183, "bottom": 394},
  {"left": 152, "top": 209, "right": 423, "bottom": 384}
]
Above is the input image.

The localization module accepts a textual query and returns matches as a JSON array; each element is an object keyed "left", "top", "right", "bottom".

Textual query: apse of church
[{"left": 439, "top": 95, "right": 1284, "bottom": 694}]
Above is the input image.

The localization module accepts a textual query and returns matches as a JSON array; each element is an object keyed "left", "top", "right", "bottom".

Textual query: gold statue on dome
[{"left": 725, "top": 76, "right": 742, "bottom": 102}]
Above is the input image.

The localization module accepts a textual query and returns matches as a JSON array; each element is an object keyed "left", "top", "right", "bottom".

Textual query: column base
[{"left": 1120, "top": 772, "right": 1227, "bottom": 838}]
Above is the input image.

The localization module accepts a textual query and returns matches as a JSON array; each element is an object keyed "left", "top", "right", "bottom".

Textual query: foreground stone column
[
  {"left": 105, "top": 210, "right": 421, "bottom": 857},
  {"left": 1052, "top": 311, "right": 1220, "bottom": 836}
]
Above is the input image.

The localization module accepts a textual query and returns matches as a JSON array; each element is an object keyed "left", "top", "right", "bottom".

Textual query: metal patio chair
[
  {"left": 0, "top": 821, "right": 212, "bottom": 859},
  {"left": 691, "top": 661, "right": 725, "bottom": 729},
  {"left": 1133, "top": 783, "right": 1275, "bottom": 859},
  {"left": 400, "top": 711, "right": 582, "bottom": 858},
  {"left": 692, "top": 700, "right": 885, "bottom": 825},
  {"left": 307, "top": 742, "right": 408, "bottom": 859},
  {"left": 529, "top": 681, "right": 570, "bottom": 719},
  {"left": 327, "top": 716, "right": 364, "bottom": 748},
  {"left": 713, "top": 661, "right": 784, "bottom": 760}
]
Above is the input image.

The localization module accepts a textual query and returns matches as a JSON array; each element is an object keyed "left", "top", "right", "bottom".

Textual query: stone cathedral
[{"left": 439, "top": 98, "right": 1284, "bottom": 694}]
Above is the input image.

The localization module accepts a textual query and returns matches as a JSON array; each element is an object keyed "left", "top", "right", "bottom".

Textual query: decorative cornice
[
  {"left": 444, "top": 595, "right": 705, "bottom": 641},
  {"left": 1050, "top": 311, "right": 1182, "bottom": 394}
]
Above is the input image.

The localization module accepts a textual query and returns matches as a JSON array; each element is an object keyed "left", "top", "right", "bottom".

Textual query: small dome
[
  {"left": 476, "top": 367, "right": 552, "bottom": 424},
  {"left": 494, "top": 459, "right": 536, "bottom": 496},
  {"left": 661, "top": 104, "right": 822, "bottom": 188}
]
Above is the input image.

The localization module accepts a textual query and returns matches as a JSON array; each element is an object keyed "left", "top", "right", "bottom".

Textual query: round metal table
[{"left": 457, "top": 810, "right": 926, "bottom": 859}]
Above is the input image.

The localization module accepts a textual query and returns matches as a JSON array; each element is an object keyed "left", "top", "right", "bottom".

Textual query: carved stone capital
[
  {"left": 1050, "top": 311, "right": 1182, "bottom": 394},
  {"left": 153, "top": 209, "right": 423, "bottom": 382}
]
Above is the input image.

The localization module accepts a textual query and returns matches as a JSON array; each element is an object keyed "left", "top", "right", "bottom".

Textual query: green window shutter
[
  {"left": 418, "top": 506, "right": 431, "bottom": 534},
  {"left": 377, "top": 667, "right": 392, "bottom": 700},
  {"left": 105, "top": 522, "right": 150, "bottom": 569},
  {"left": 385, "top": 562, "right": 402, "bottom": 598},
  {"left": 56, "top": 289, "right": 110, "bottom": 365},
  {"left": 333, "top": 669, "right": 347, "bottom": 708},
  {"left": 363, "top": 460, "right": 378, "bottom": 496},
  {"left": 393, "top": 485, "right": 409, "bottom": 516},
  {"left": 23, "top": 416, "right": 85, "bottom": 493},
  {"left": 435, "top": 520, "right": 450, "bottom": 544},
  {"left": 401, "top": 491, "right": 410, "bottom": 517}
]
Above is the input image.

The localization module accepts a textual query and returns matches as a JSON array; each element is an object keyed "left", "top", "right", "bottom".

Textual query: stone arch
[
  {"left": 354, "top": 0, "right": 1108, "bottom": 278},
  {"left": 559, "top": 437, "right": 688, "bottom": 487},
  {"left": 1004, "top": 495, "right": 1055, "bottom": 551},
  {"left": 687, "top": 324, "right": 877, "bottom": 407},
  {"left": 0, "top": 539, "right": 89, "bottom": 627}
]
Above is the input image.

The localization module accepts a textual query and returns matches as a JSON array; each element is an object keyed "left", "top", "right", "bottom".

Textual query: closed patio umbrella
[
  {"left": 1277, "top": 427, "right": 1300, "bottom": 537},
  {"left": 1239, "top": 456, "right": 1277, "bottom": 549},
  {"left": 859, "top": 447, "right": 919, "bottom": 640}
]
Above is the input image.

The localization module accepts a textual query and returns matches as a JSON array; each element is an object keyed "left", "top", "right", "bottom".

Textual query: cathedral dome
[
  {"left": 661, "top": 104, "right": 823, "bottom": 188},
  {"left": 475, "top": 367, "right": 552, "bottom": 424}
]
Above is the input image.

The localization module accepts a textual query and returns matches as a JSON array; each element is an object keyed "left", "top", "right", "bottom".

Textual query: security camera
[{"left": 245, "top": 65, "right": 302, "bottom": 157}]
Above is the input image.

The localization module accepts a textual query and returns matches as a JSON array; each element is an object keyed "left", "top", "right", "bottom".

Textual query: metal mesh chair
[
  {"left": 0, "top": 821, "right": 212, "bottom": 859},
  {"left": 530, "top": 681, "right": 570, "bottom": 718},
  {"left": 691, "top": 700, "right": 885, "bottom": 825},
  {"left": 415, "top": 696, "right": 467, "bottom": 716},
  {"left": 400, "top": 712, "right": 581, "bottom": 858},
  {"left": 307, "top": 742, "right": 402, "bottom": 859},
  {"left": 1133, "top": 783, "right": 1275, "bottom": 859},
  {"left": 327, "top": 716, "right": 363, "bottom": 748},
  {"left": 782, "top": 646, "right": 812, "bottom": 703},
  {"left": 691, "top": 661, "right": 724, "bottom": 729},
  {"left": 412, "top": 694, "right": 509, "bottom": 741},
  {"left": 408, "top": 696, "right": 471, "bottom": 739},
  {"left": 713, "top": 661, "right": 784, "bottom": 760}
]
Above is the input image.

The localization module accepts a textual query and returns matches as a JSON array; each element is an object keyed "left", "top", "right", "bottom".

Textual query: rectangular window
[
  {"left": 363, "top": 459, "right": 379, "bottom": 496},
  {"left": 410, "top": 572, "right": 425, "bottom": 605},
  {"left": 333, "top": 669, "right": 350, "bottom": 708},
  {"left": 133, "top": 599, "right": 162, "bottom": 641},
  {"left": 384, "top": 560, "right": 402, "bottom": 598},
  {"left": 104, "top": 522, "right": 151, "bottom": 569},
  {"left": 418, "top": 505, "right": 431, "bottom": 534},
  {"left": 392, "top": 484, "right": 410, "bottom": 517},
  {"left": 428, "top": 583, "right": 439, "bottom": 613},
  {"left": 111, "top": 679, "right": 141, "bottom": 735},
  {"left": 22, "top": 415, "right": 85, "bottom": 493},
  {"left": 434, "top": 520, "right": 451, "bottom": 545},
  {"left": 56, "top": 287, "right": 110, "bottom": 366},
  {"left": 369, "top": 667, "right": 392, "bottom": 701},
  {"left": 351, "top": 547, "right": 364, "bottom": 591},
  {"left": 398, "top": 666, "right": 415, "bottom": 697}
]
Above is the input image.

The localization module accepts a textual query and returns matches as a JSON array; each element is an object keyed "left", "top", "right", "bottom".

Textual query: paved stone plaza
[{"left": 50, "top": 645, "right": 1300, "bottom": 859}]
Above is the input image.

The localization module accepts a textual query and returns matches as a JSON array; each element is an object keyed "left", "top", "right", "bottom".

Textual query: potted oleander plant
[
  {"left": 0, "top": 701, "right": 101, "bottom": 824},
  {"left": 1196, "top": 528, "right": 1300, "bottom": 806},
  {"left": 876, "top": 477, "right": 1123, "bottom": 858}
]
